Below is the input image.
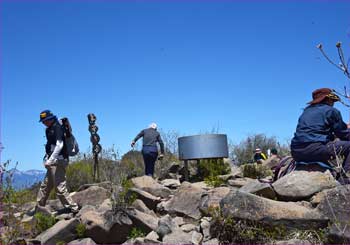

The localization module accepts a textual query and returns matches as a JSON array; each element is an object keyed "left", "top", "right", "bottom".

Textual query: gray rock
[
  {"left": 156, "top": 214, "right": 179, "bottom": 238},
  {"left": 145, "top": 230, "right": 159, "bottom": 241},
  {"left": 131, "top": 199, "right": 157, "bottom": 216},
  {"left": 202, "top": 238, "right": 219, "bottom": 244},
  {"left": 97, "top": 198, "right": 112, "bottom": 213},
  {"left": 76, "top": 205, "right": 96, "bottom": 218},
  {"left": 77, "top": 181, "right": 113, "bottom": 192},
  {"left": 173, "top": 216, "right": 185, "bottom": 227},
  {"left": 127, "top": 208, "right": 159, "bottom": 233},
  {"left": 220, "top": 190, "right": 328, "bottom": 229},
  {"left": 228, "top": 177, "right": 255, "bottom": 188},
  {"left": 55, "top": 213, "right": 73, "bottom": 221},
  {"left": 200, "top": 186, "right": 231, "bottom": 214},
  {"left": 275, "top": 238, "right": 311, "bottom": 244},
  {"left": 160, "top": 179, "right": 181, "bottom": 189},
  {"left": 316, "top": 185, "right": 350, "bottom": 243},
  {"left": 164, "top": 182, "right": 205, "bottom": 219},
  {"left": 181, "top": 223, "right": 197, "bottom": 232},
  {"left": 128, "top": 188, "right": 161, "bottom": 211},
  {"left": 35, "top": 218, "right": 79, "bottom": 244},
  {"left": 240, "top": 179, "right": 276, "bottom": 199},
  {"left": 68, "top": 237, "right": 97, "bottom": 245},
  {"left": 72, "top": 186, "right": 110, "bottom": 207},
  {"left": 131, "top": 176, "right": 172, "bottom": 198},
  {"left": 272, "top": 171, "right": 337, "bottom": 201},
  {"left": 200, "top": 219, "right": 211, "bottom": 241},
  {"left": 163, "top": 229, "right": 193, "bottom": 244},
  {"left": 191, "top": 230, "right": 203, "bottom": 244}
]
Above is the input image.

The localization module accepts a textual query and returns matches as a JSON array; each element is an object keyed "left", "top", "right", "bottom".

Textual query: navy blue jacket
[{"left": 291, "top": 103, "right": 350, "bottom": 147}]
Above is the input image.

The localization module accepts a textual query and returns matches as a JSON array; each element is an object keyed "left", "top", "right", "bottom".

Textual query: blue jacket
[{"left": 291, "top": 103, "right": 350, "bottom": 146}]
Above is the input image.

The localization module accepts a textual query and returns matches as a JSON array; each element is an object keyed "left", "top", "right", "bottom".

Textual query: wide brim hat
[
  {"left": 308, "top": 88, "right": 340, "bottom": 105},
  {"left": 39, "top": 110, "right": 56, "bottom": 122}
]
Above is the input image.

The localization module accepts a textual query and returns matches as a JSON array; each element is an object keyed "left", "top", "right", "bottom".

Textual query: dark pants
[
  {"left": 142, "top": 146, "right": 158, "bottom": 176},
  {"left": 291, "top": 141, "right": 350, "bottom": 173}
]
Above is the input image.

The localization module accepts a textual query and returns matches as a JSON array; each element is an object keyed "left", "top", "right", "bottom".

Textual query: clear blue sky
[{"left": 1, "top": 1, "right": 350, "bottom": 171}]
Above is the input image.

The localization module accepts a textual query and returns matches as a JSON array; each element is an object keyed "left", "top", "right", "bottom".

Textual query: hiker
[
  {"left": 131, "top": 123, "right": 165, "bottom": 177},
  {"left": 263, "top": 148, "right": 281, "bottom": 170},
  {"left": 253, "top": 148, "right": 267, "bottom": 164},
  {"left": 291, "top": 88, "right": 350, "bottom": 182},
  {"left": 36, "top": 110, "right": 79, "bottom": 213}
]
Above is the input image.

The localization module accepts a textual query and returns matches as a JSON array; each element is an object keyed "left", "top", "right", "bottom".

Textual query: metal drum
[{"left": 178, "top": 134, "right": 229, "bottom": 160}]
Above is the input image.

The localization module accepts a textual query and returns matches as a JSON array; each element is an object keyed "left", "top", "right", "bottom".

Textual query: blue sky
[{"left": 1, "top": 1, "right": 350, "bottom": 171}]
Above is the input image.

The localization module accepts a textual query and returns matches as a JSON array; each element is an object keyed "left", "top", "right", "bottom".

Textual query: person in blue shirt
[{"left": 291, "top": 88, "right": 350, "bottom": 181}]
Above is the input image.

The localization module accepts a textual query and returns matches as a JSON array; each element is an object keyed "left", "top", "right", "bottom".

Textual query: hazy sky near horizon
[{"left": 1, "top": 1, "right": 350, "bottom": 171}]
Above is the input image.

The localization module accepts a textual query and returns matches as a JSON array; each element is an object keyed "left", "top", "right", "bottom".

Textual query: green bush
[
  {"left": 127, "top": 227, "right": 146, "bottom": 240},
  {"left": 198, "top": 159, "right": 230, "bottom": 186},
  {"left": 34, "top": 213, "right": 56, "bottom": 234},
  {"left": 241, "top": 163, "right": 273, "bottom": 179},
  {"left": 66, "top": 161, "right": 94, "bottom": 191},
  {"left": 76, "top": 223, "right": 86, "bottom": 238}
]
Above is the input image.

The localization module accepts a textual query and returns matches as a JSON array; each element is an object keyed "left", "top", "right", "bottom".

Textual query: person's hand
[
  {"left": 131, "top": 141, "right": 135, "bottom": 148},
  {"left": 43, "top": 161, "right": 51, "bottom": 169},
  {"left": 347, "top": 123, "right": 350, "bottom": 129},
  {"left": 158, "top": 154, "right": 164, "bottom": 160}
]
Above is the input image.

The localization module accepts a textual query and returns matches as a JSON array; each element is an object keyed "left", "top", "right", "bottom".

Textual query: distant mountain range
[{"left": 3, "top": 169, "right": 46, "bottom": 190}]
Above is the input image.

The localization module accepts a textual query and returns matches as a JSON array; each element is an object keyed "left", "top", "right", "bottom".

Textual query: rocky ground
[{"left": 1, "top": 162, "right": 350, "bottom": 244}]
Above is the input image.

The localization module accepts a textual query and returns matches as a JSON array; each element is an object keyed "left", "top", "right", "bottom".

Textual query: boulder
[
  {"left": 200, "top": 186, "right": 231, "bottom": 214},
  {"left": 81, "top": 209, "right": 133, "bottom": 244},
  {"left": 240, "top": 180, "right": 276, "bottom": 199},
  {"left": 203, "top": 238, "right": 219, "bottom": 244},
  {"left": 72, "top": 186, "right": 110, "bottom": 207},
  {"left": 316, "top": 185, "right": 350, "bottom": 243},
  {"left": 272, "top": 171, "right": 337, "bottom": 201},
  {"left": 275, "top": 239, "right": 311, "bottom": 244},
  {"left": 156, "top": 214, "right": 179, "bottom": 238},
  {"left": 191, "top": 230, "right": 203, "bottom": 244},
  {"left": 164, "top": 182, "right": 206, "bottom": 219},
  {"left": 128, "top": 188, "right": 161, "bottom": 211},
  {"left": 126, "top": 208, "right": 159, "bottom": 233},
  {"left": 131, "top": 199, "right": 157, "bottom": 216},
  {"left": 35, "top": 218, "right": 79, "bottom": 244},
  {"left": 77, "top": 181, "right": 113, "bottom": 192},
  {"left": 131, "top": 176, "right": 172, "bottom": 198},
  {"left": 68, "top": 237, "right": 97, "bottom": 245},
  {"left": 162, "top": 228, "right": 193, "bottom": 244},
  {"left": 220, "top": 190, "right": 328, "bottom": 229},
  {"left": 97, "top": 198, "right": 112, "bottom": 213},
  {"left": 228, "top": 177, "right": 255, "bottom": 188},
  {"left": 160, "top": 179, "right": 181, "bottom": 189},
  {"left": 145, "top": 230, "right": 160, "bottom": 241},
  {"left": 200, "top": 218, "right": 211, "bottom": 241},
  {"left": 181, "top": 223, "right": 197, "bottom": 232}
]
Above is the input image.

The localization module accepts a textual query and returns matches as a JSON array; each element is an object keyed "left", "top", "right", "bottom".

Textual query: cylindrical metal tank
[{"left": 178, "top": 134, "right": 228, "bottom": 160}]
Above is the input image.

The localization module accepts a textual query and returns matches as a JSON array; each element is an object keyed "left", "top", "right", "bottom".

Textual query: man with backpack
[
  {"left": 291, "top": 88, "right": 350, "bottom": 183},
  {"left": 131, "top": 123, "right": 164, "bottom": 177},
  {"left": 36, "top": 110, "right": 79, "bottom": 213}
]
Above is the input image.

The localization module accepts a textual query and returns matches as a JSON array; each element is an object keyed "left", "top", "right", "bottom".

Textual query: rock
[
  {"left": 191, "top": 181, "right": 212, "bottom": 190},
  {"left": 127, "top": 208, "right": 159, "bottom": 233},
  {"left": 191, "top": 230, "right": 203, "bottom": 244},
  {"left": 156, "top": 214, "right": 179, "bottom": 238},
  {"left": 35, "top": 205, "right": 53, "bottom": 216},
  {"left": 160, "top": 179, "right": 181, "bottom": 189},
  {"left": 97, "top": 198, "right": 112, "bottom": 213},
  {"left": 131, "top": 199, "right": 157, "bottom": 216},
  {"left": 72, "top": 186, "right": 110, "bottom": 207},
  {"left": 173, "top": 216, "right": 185, "bottom": 227},
  {"left": 77, "top": 181, "right": 113, "bottom": 192},
  {"left": 131, "top": 176, "right": 172, "bottom": 198},
  {"left": 68, "top": 237, "right": 97, "bottom": 245},
  {"left": 310, "top": 190, "right": 329, "bottom": 206},
  {"left": 55, "top": 213, "right": 73, "bottom": 221},
  {"left": 275, "top": 239, "right": 311, "bottom": 244},
  {"left": 128, "top": 188, "right": 161, "bottom": 211},
  {"left": 35, "top": 218, "right": 80, "bottom": 244},
  {"left": 76, "top": 205, "right": 96, "bottom": 218},
  {"left": 220, "top": 190, "right": 328, "bottom": 229},
  {"left": 228, "top": 177, "right": 255, "bottom": 188},
  {"left": 21, "top": 202, "right": 36, "bottom": 213},
  {"left": 200, "top": 219, "right": 211, "bottom": 241},
  {"left": 181, "top": 223, "right": 197, "bottom": 232},
  {"left": 316, "top": 185, "right": 350, "bottom": 243},
  {"left": 81, "top": 209, "right": 133, "bottom": 244},
  {"left": 240, "top": 180, "right": 276, "bottom": 199},
  {"left": 272, "top": 171, "right": 337, "bottom": 201},
  {"left": 164, "top": 182, "right": 205, "bottom": 219},
  {"left": 200, "top": 187, "right": 231, "bottom": 214},
  {"left": 47, "top": 199, "right": 63, "bottom": 211},
  {"left": 203, "top": 238, "right": 219, "bottom": 244},
  {"left": 145, "top": 230, "right": 159, "bottom": 241},
  {"left": 163, "top": 229, "right": 193, "bottom": 244}
]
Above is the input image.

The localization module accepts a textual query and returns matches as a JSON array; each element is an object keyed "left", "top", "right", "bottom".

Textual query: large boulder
[
  {"left": 316, "top": 185, "right": 350, "bottom": 243},
  {"left": 131, "top": 199, "right": 157, "bottom": 216},
  {"left": 126, "top": 208, "right": 159, "bottom": 233},
  {"left": 164, "top": 182, "right": 206, "bottom": 219},
  {"left": 200, "top": 187, "right": 231, "bottom": 214},
  {"left": 128, "top": 188, "right": 161, "bottom": 211},
  {"left": 220, "top": 190, "right": 328, "bottom": 229},
  {"left": 77, "top": 181, "right": 113, "bottom": 192},
  {"left": 68, "top": 237, "right": 97, "bottom": 245},
  {"left": 272, "top": 171, "right": 337, "bottom": 201},
  {"left": 240, "top": 180, "right": 276, "bottom": 199},
  {"left": 131, "top": 176, "right": 171, "bottom": 198},
  {"left": 72, "top": 186, "right": 110, "bottom": 207},
  {"left": 35, "top": 218, "right": 80, "bottom": 244},
  {"left": 81, "top": 210, "right": 133, "bottom": 244},
  {"left": 156, "top": 214, "right": 179, "bottom": 239},
  {"left": 228, "top": 177, "right": 255, "bottom": 188}
]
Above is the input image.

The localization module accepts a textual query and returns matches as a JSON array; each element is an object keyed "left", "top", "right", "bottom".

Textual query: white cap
[{"left": 149, "top": 122, "right": 157, "bottom": 129}]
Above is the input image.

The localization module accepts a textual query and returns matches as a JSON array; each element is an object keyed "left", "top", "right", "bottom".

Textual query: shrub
[
  {"left": 198, "top": 159, "right": 231, "bottom": 186},
  {"left": 75, "top": 223, "right": 86, "bottom": 238},
  {"left": 66, "top": 161, "right": 94, "bottom": 191},
  {"left": 34, "top": 212, "right": 56, "bottom": 234},
  {"left": 127, "top": 227, "right": 146, "bottom": 240},
  {"left": 241, "top": 163, "right": 273, "bottom": 179}
]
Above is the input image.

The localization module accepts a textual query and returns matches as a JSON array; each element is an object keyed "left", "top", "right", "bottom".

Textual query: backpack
[{"left": 60, "top": 117, "right": 79, "bottom": 157}]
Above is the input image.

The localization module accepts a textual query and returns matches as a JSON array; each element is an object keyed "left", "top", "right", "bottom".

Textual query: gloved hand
[
  {"left": 131, "top": 141, "right": 135, "bottom": 148},
  {"left": 158, "top": 154, "right": 164, "bottom": 160}
]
